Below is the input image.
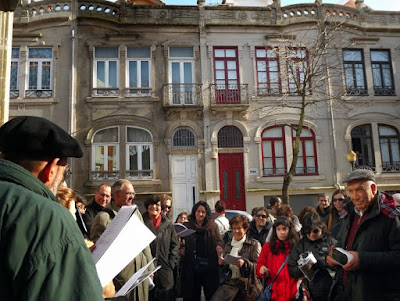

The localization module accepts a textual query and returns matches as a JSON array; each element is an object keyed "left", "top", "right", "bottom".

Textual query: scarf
[
  {"left": 230, "top": 234, "right": 246, "bottom": 278},
  {"left": 151, "top": 214, "right": 162, "bottom": 229}
]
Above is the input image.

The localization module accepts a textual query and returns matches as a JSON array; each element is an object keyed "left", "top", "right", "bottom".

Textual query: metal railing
[
  {"left": 374, "top": 86, "right": 396, "bottom": 96},
  {"left": 91, "top": 171, "right": 120, "bottom": 180},
  {"left": 92, "top": 88, "right": 120, "bottom": 97},
  {"left": 163, "top": 83, "right": 202, "bottom": 106},
  {"left": 210, "top": 84, "right": 249, "bottom": 105},
  {"left": 25, "top": 89, "right": 52, "bottom": 98},
  {"left": 126, "top": 169, "right": 153, "bottom": 179}
]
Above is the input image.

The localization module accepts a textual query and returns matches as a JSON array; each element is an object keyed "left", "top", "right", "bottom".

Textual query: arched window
[
  {"left": 172, "top": 127, "right": 196, "bottom": 148},
  {"left": 292, "top": 127, "right": 318, "bottom": 175},
  {"left": 218, "top": 126, "right": 243, "bottom": 148},
  {"left": 92, "top": 127, "right": 119, "bottom": 180},
  {"left": 351, "top": 124, "right": 375, "bottom": 170},
  {"left": 379, "top": 124, "right": 400, "bottom": 172},
  {"left": 262, "top": 126, "right": 286, "bottom": 176},
  {"left": 126, "top": 127, "right": 153, "bottom": 179}
]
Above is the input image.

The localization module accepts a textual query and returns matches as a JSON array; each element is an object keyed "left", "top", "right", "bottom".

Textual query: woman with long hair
[
  {"left": 181, "top": 201, "right": 224, "bottom": 301},
  {"left": 256, "top": 217, "right": 300, "bottom": 301}
]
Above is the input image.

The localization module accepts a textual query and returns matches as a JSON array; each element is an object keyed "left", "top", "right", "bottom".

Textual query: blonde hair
[{"left": 57, "top": 186, "right": 77, "bottom": 209}]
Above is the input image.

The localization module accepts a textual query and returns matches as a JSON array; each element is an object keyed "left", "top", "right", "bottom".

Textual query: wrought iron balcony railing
[
  {"left": 25, "top": 89, "right": 53, "bottom": 98},
  {"left": 126, "top": 170, "right": 153, "bottom": 179},
  {"left": 10, "top": 90, "right": 19, "bottom": 98},
  {"left": 346, "top": 87, "right": 368, "bottom": 96},
  {"left": 91, "top": 171, "right": 120, "bottom": 181},
  {"left": 163, "top": 83, "right": 202, "bottom": 107},
  {"left": 382, "top": 162, "right": 400, "bottom": 173},
  {"left": 374, "top": 86, "right": 396, "bottom": 96},
  {"left": 263, "top": 166, "right": 318, "bottom": 176},
  {"left": 354, "top": 164, "right": 376, "bottom": 172},
  {"left": 125, "top": 87, "right": 152, "bottom": 97},
  {"left": 210, "top": 84, "right": 249, "bottom": 105},
  {"left": 92, "top": 88, "right": 120, "bottom": 97}
]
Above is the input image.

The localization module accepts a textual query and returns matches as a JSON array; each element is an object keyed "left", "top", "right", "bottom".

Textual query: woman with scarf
[
  {"left": 181, "top": 201, "right": 224, "bottom": 301},
  {"left": 211, "top": 215, "right": 261, "bottom": 301},
  {"left": 256, "top": 217, "right": 300, "bottom": 301}
]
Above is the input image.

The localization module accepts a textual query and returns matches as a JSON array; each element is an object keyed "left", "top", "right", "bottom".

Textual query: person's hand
[
  {"left": 342, "top": 251, "right": 360, "bottom": 271},
  {"left": 216, "top": 245, "right": 224, "bottom": 255},
  {"left": 218, "top": 256, "right": 225, "bottom": 265},
  {"left": 259, "top": 266, "right": 268, "bottom": 275},
  {"left": 326, "top": 245, "right": 339, "bottom": 267},
  {"left": 235, "top": 259, "right": 244, "bottom": 267},
  {"left": 150, "top": 273, "right": 154, "bottom": 280}
]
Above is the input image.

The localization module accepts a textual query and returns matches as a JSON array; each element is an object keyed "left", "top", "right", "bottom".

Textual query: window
[
  {"left": 351, "top": 124, "right": 375, "bottom": 170},
  {"left": 255, "top": 47, "right": 281, "bottom": 95},
  {"left": 126, "top": 127, "right": 153, "bottom": 179},
  {"left": 262, "top": 126, "right": 286, "bottom": 176},
  {"left": 10, "top": 48, "right": 19, "bottom": 98},
  {"left": 26, "top": 48, "right": 52, "bottom": 97},
  {"left": 343, "top": 49, "right": 367, "bottom": 95},
  {"left": 371, "top": 50, "right": 395, "bottom": 96},
  {"left": 292, "top": 127, "right": 317, "bottom": 175},
  {"left": 261, "top": 125, "right": 318, "bottom": 176},
  {"left": 92, "top": 127, "right": 119, "bottom": 180},
  {"left": 218, "top": 126, "right": 243, "bottom": 148},
  {"left": 213, "top": 47, "right": 241, "bottom": 104},
  {"left": 379, "top": 125, "right": 400, "bottom": 172},
  {"left": 126, "top": 47, "right": 151, "bottom": 96},
  {"left": 172, "top": 127, "right": 196, "bottom": 149},
  {"left": 287, "top": 47, "right": 310, "bottom": 95},
  {"left": 168, "top": 47, "right": 195, "bottom": 105},
  {"left": 93, "top": 47, "right": 119, "bottom": 96}
]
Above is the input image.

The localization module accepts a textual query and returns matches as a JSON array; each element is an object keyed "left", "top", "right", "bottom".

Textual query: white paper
[
  {"left": 222, "top": 254, "right": 242, "bottom": 265},
  {"left": 174, "top": 222, "right": 196, "bottom": 237},
  {"left": 92, "top": 205, "right": 156, "bottom": 287},
  {"left": 114, "top": 258, "right": 161, "bottom": 297}
]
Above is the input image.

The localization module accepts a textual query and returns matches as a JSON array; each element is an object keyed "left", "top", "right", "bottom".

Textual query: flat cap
[
  {"left": 342, "top": 169, "right": 375, "bottom": 184},
  {"left": 0, "top": 116, "right": 83, "bottom": 159}
]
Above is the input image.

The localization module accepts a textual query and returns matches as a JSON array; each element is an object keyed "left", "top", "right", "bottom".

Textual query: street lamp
[{"left": 347, "top": 150, "right": 357, "bottom": 171}]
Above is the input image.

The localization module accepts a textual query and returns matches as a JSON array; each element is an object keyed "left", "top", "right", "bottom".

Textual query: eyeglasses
[
  {"left": 63, "top": 165, "right": 71, "bottom": 181},
  {"left": 333, "top": 198, "right": 345, "bottom": 202},
  {"left": 256, "top": 214, "right": 267, "bottom": 219},
  {"left": 164, "top": 205, "right": 172, "bottom": 210},
  {"left": 310, "top": 228, "right": 321, "bottom": 234},
  {"left": 123, "top": 192, "right": 136, "bottom": 197}
]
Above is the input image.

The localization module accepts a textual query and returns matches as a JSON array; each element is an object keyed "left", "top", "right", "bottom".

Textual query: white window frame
[
  {"left": 10, "top": 48, "right": 19, "bottom": 95},
  {"left": 126, "top": 46, "right": 152, "bottom": 96},
  {"left": 125, "top": 127, "right": 153, "bottom": 179},
  {"left": 27, "top": 47, "right": 53, "bottom": 91},
  {"left": 93, "top": 47, "right": 119, "bottom": 89}
]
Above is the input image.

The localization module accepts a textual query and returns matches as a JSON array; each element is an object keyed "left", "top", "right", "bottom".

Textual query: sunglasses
[
  {"left": 333, "top": 198, "right": 345, "bottom": 202},
  {"left": 164, "top": 205, "right": 172, "bottom": 210},
  {"left": 310, "top": 228, "right": 321, "bottom": 234},
  {"left": 256, "top": 214, "right": 267, "bottom": 219}
]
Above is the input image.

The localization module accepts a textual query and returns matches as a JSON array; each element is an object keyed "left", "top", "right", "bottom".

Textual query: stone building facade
[{"left": 8, "top": 0, "right": 400, "bottom": 216}]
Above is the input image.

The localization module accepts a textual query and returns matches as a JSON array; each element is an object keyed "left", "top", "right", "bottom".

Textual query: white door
[{"left": 171, "top": 155, "right": 198, "bottom": 221}]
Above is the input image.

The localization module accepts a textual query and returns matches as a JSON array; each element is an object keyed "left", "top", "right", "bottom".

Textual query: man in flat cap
[
  {"left": 327, "top": 169, "right": 400, "bottom": 301},
  {"left": 0, "top": 116, "right": 104, "bottom": 300}
]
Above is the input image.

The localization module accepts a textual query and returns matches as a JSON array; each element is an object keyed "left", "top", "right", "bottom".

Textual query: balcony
[
  {"left": 91, "top": 170, "right": 119, "bottom": 181},
  {"left": 163, "top": 84, "right": 203, "bottom": 115},
  {"left": 346, "top": 87, "right": 368, "bottom": 96},
  {"left": 10, "top": 90, "right": 19, "bottom": 99},
  {"left": 382, "top": 162, "right": 400, "bottom": 173},
  {"left": 25, "top": 89, "right": 52, "bottom": 98},
  {"left": 374, "top": 86, "right": 396, "bottom": 96},
  {"left": 126, "top": 169, "right": 153, "bottom": 179},
  {"left": 125, "top": 87, "right": 152, "bottom": 97},
  {"left": 92, "top": 88, "right": 120, "bottom": 97},
  {"left": 210, "top": 84, "right": 249, "bottom": 113}
]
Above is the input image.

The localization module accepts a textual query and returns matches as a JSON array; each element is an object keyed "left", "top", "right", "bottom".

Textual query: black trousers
[{"left": 183, "top": 270, "right": 220, "bottom": 301}]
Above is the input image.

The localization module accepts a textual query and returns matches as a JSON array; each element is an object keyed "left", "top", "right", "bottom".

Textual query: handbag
[
  {"left": 243, "top": 264, "right": 263, "bottom": 301},
  {"left": 258, "top": 255, "right": 289, "bottom": 301}
]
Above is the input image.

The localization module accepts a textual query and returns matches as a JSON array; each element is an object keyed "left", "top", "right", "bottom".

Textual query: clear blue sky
[{"left": 162, "top": 0, "right": 400, "bottom": 11}]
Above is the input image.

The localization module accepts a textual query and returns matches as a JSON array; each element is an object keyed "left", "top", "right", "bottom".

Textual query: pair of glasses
[
  {"left": 333, "top": 198, "right": 345, "bottom": 202},
  {"left": 310, "top": 228, "right": 321, "bottom": 234},
  {"left": 256, "top": 214, "right": 267, "bottom": 219},
  {"left": 165, "top": 205, "right": 172, "bottom": 210},
  {"left": 63, "top": 165, "right": 71, "bottom": 181},
  {"left": 124, "top": 192, "right": 136, "bottom": 197}
]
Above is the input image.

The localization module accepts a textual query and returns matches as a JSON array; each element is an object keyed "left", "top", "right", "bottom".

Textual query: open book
[
  {"left": 297, "top": 251, "right": 318, "bottom": 281},
  {"left": 221, "top": 254, "right": 242, "bottom": 265},
  {"left": 114, "top": 258, "right": 161, "bottom": 297},
  {"left": 174, "top": 223, "right": 196, "bottom": 237},
  {"left": 91, "top": 205, "right": 156, "bottom": 287}
]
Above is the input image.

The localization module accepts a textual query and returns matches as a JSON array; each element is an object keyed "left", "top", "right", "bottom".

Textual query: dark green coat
[{"left": 0, "top": 159, "right": 103, "bottom": 300}]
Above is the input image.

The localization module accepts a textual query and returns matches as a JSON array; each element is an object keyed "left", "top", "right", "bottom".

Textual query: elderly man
[
  {"left": 91, "top": 179, "right": 154, "bottom": 301},
  {"left": 84, "top": 184, "right": 112, "bottom": 235},
  {"left": 327, "top": 169, "right": 400, "bottom": 301},
  {"left": 0, "top": 116, "right": 104, "bottom": 300}
]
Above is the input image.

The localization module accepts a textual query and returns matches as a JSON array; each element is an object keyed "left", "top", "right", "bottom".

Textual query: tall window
[
  {"left": 94, "top": 47, "right": 119, "bottom": 96},
  {"left": 343, "top": 49, "right": 367, "bottom": 95},
  {"left": 26, "top": 48, "right": 52, "bottom": 97},
  {"left": 10, "top": 48, "right": 19, "bottom": 98},
  {"left": 126, "top": 127, "right": 153, "bottom": 179},
  {"left": 262, "top": 126, "right": 286, "bottom": 176},
  {"left": 351, "top": 124, "right": 375, "bottom": 170},
  {"left": 292, "top": 127, "right": 317, "bottom": 175},
  {"left": 255, "top": 47, "right": 281, "bottom": 95},
  {"left": 126, "top": 46, "right": 151, "bottom": 96},
  {"left": 172, "top": 127, "right": 196, "bottom": 149},
  {"left": 379, "top": 125, "right": 400, "bottom": 172},
  {"left": 169, "top": 47, "right": 195, "bottom": 105},
  {"left": 371, "top": 50, "right": 395, "bottom": 96},
  {"left": 213, "top": 47, "right": 240, "bottom": 104},
  {"left": 218, "top": 126, "right": 243, "bottom": 148},
  {"left": 92, "top": 127, "right": 119, "bottom": 180},
  {"left": 287, "top": 47, "right": 310, "bottom": 95}
]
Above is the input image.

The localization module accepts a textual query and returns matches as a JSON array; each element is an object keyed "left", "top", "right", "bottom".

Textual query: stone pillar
[{"left": 0, "top": 10, "right": 14, "bottom": 125}]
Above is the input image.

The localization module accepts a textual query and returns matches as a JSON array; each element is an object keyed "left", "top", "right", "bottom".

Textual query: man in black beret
[
  {"left": 326, "top": 169, "right": 400, "bottom": 301},
  {"left": 0, "top": 116, "right": 105, "bottom": 300}
]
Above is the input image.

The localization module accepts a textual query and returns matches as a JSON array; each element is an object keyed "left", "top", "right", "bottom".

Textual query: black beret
[
  {"left": 342, "top": 169, "right": 376, "bottom": 184},
  {"left": 0, "top": 116, "right": 83, "bottom": 159}
]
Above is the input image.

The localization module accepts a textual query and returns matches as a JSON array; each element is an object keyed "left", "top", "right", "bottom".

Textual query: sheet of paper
[
  {"left": 92, "top": 206, "right": 156, "bottom": 287},
  {"left": 174, "top": 223, "right": 196, "bottom": 237},
  {"left": 223, "top": 254, "right": 242, "bottom": 265}
]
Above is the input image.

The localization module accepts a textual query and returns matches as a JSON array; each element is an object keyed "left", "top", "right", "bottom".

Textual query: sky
[{"left": 161, "top": 0, "right": 400, "bottom": 11}]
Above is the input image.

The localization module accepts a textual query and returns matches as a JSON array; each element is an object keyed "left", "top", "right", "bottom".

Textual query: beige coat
[{"left": 91, "top": 201, "right": 154, "bottom": 301}]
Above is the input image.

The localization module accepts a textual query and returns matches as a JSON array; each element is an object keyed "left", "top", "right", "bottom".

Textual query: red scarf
[{"left": 151, "top": 214, "right": 162, "bottom": 229}]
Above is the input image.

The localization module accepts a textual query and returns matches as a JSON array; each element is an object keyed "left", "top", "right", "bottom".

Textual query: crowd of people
[{"left": 0, "top": 116, "right": 399, "bottom": 301}]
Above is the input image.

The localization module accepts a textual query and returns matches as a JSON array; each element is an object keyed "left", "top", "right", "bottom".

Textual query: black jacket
[
  {"left": 248, "top": 220, "right": 272, "bottom": 247},
  {"left": 84, "top": 200, "right": 103, "bottom": 236},
  {"left": 288, "top": 234, "right": 336, "bottom": 301},
  {"left": 334, "top": 192, "right": 400, "bottom": 301}
]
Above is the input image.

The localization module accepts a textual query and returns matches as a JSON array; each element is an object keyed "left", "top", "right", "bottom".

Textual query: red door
[{"left": 218, "top": 153, "right": 245, "bottom": 210}]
